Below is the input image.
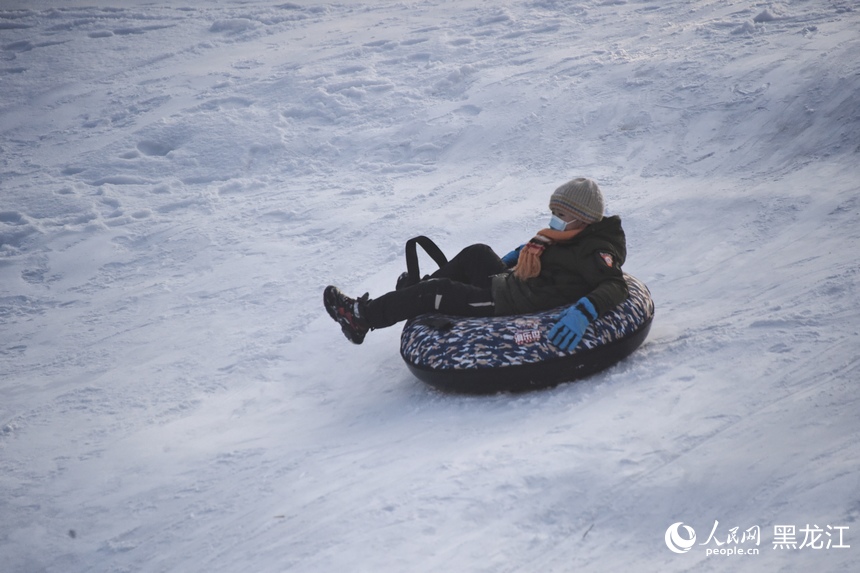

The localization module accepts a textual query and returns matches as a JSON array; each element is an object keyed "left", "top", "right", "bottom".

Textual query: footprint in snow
[
  {"left": 137, "top": 140, "right": 175, "bottom": 157},
  {"left": 197, "top": 97, "right": 254, "bottom": 111}
]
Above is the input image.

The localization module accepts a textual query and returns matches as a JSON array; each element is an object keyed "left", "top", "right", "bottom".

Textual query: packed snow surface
[{"left": 1, "top": 1, "right": 859, "bottom": 571}]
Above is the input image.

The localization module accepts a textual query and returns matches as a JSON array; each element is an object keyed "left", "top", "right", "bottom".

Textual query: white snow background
[{"left": 2, "top": 1, "right": 859, "bottom": 571}]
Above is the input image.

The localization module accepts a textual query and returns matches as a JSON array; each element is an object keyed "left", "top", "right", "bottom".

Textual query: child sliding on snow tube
[{"left": 324, "top": 177, "right": 629, "bottom": 352}]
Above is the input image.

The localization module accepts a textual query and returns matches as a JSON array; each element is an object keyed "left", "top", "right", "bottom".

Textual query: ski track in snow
[{"left": 1, "top": 1, "right": 859, "bottom": 572}]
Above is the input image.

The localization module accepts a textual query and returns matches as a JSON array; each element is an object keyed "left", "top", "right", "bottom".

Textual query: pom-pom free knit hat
[{"left": 549, "top": 177, "right": 605, "bottom": 224}]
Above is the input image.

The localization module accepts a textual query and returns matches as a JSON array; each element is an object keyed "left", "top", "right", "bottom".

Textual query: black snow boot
[{"left": 324, "top": 286, "right": 371, "bottom": 344}]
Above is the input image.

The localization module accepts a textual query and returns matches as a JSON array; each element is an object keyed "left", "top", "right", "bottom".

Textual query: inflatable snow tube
[{"left": 400, "top": 274, "right": 654, "bottom": 394}]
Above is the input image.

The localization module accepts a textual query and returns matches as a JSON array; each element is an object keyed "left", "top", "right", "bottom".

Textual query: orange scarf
[{"left": 513, "top": 227, "right": 584, "bottom": 280}]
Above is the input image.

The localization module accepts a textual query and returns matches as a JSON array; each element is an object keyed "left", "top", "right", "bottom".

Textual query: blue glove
[
  {"left": 548, "top": 297, "right": 598, "bottom": 351},
  {"left": 501, "top": 245, "right": 524, "bottom": 267}
]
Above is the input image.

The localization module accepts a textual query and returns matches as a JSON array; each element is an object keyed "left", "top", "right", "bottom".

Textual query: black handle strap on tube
[{"left": 404, "top": 236, "right": 448, "bottom": 287}]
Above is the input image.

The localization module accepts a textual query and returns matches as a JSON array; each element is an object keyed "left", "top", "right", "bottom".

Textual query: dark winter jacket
[{"left": 491, "top": 215, "right": 628, "bottom": 317}]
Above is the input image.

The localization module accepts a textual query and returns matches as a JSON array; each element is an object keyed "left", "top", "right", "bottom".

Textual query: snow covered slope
[{"left": 1, "top": 1, "right": 858, "bottom": 571}]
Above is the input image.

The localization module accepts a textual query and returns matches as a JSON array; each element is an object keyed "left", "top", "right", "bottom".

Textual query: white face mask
[
  {"left": 549, "top": 214, "right": 581, "bottom": 231},
  {"left": 549, "top": 215, "right": 567, "bottom": 231}
]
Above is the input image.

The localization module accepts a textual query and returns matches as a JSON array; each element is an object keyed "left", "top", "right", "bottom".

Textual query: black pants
[{"left": 364, "top": 244, "right": 508, "bottom": 329}]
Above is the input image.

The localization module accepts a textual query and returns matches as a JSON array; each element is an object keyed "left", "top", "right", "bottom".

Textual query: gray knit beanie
[{"left": 549, "top": 177, "right": 604, "bottom": 224}]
